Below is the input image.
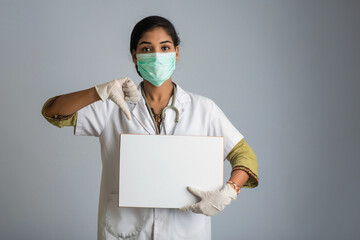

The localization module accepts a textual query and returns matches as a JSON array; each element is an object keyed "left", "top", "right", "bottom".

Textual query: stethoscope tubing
[{"left": 141, "top": 81, "right": 180, "bottom": 135}]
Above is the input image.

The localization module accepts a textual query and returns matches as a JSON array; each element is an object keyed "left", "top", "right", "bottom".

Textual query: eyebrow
[
  {"left": 160, "top": 40, "right": 172, "bottom": 44},
  {"left": 139, "top": 40, "right": 173, "bottom": 45}
]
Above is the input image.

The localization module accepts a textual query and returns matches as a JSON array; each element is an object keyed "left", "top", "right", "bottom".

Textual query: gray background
[{"left": 1, "top": 0, "right": 359, "bottom": 239}]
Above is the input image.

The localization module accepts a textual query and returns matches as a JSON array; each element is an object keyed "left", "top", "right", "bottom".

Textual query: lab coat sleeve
[
  {"left": 41, "top": 96, "right": 77, "bottom": 128},
  {"left": 75, "top": 99, "right": 116, "bottom": 137},
  {"left": 226, "top": 138, "right": 259, "bottom": 188},
  {"left": 207, "top": 100, "right": 244, "bottom": 160}
]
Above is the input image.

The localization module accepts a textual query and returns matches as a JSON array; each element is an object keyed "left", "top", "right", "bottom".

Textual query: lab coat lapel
[
  {"left": 130, "top": 83, "right": 157, "bottom": 135},
  {"left": 162, "top": 83, "right": 191, "bottom": 135}
]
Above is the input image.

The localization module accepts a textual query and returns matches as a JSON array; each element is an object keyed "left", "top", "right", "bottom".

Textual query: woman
[{"left": 42, "top": 15, "right": 258, "bottom": 240}]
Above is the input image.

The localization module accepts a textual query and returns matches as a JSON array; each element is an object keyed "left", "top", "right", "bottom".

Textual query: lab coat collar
[{"left": 129, "top": 80, "right": 191, "bottom": 135}]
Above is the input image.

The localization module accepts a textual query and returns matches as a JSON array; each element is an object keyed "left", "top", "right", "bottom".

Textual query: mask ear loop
[{"left": 161, "top": 83, "right": 179, "bottom": 122}]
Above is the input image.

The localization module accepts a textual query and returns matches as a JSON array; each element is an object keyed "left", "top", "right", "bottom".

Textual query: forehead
[{"left": 138, "top": 27, "right": 172, "bottom": 44}]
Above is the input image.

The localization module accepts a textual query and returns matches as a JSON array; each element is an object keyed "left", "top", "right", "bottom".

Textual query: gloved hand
[
  {"left": 178, "top": 183, "right": 237, "bottom": 216},
  {"left": 95, "top": 77, "right": 140, "bottom": 121}
]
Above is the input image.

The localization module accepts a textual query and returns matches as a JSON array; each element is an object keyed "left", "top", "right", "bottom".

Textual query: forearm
[
  {"left": 228, "top": 169, "right": 249, "bottom": 188},
  {"left": 43, "top": 87, "right": 101, "bottom": 117}
]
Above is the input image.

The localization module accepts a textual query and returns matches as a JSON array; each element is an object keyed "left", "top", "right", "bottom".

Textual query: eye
[
  {"left": 142, "top": 47, "right": 151, "bottom": 52},
  {"left": 162, "top": 46, "right": 171, "bottom": 51}
]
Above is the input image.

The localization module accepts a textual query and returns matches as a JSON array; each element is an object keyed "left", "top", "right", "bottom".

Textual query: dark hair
[{"left": 130, "top": 15, "right": 181, "bottom": 77}]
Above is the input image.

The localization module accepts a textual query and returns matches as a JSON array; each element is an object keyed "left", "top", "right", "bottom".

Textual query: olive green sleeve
[
  {"left": 226, "top": 138, "right": 259, "bottom": 188},
  {"left": 41, "top": 96, "right": 77, "bottom": 128}
]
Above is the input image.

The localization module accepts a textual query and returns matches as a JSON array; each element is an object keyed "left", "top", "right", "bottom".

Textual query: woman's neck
[{"left": 142, "top": 79, "right": 174, "bottom": 103}]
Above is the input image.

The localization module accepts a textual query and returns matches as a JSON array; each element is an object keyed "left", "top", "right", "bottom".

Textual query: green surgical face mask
[{"left": 136, "top": 52, "right": 176, "bottom": 87}]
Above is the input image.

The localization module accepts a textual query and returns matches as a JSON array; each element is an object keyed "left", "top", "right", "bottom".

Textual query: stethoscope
[{"left": 141, "top": 81, "right": 180, "bottom": 135}]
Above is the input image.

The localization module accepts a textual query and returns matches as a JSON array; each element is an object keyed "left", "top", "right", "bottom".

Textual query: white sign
[{"left": 118, "top": 134, "right": 224, "bottom": 208}]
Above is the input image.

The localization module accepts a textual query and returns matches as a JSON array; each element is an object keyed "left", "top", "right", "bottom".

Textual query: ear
[
  {"left": 131, "top": 49, "right": 137, "bottom": 65},
  {"left": 175, "top": 46, "right": 179, "bottom": 63}
]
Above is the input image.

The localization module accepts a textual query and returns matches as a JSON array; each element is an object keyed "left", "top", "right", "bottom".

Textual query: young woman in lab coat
[{"left": 42, "top": 15, "right": 258, "bottom": 240}]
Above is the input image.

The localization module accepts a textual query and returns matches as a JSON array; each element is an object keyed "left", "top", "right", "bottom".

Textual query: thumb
[
  {"left": 110, "top": 89, "right": 132, "bottom": 121},
  {"left": 187, "top": 186, "right": 204, "bottom": 198},
  {"left": 121, "top": 105, "right": 132, "bottom": 121}
]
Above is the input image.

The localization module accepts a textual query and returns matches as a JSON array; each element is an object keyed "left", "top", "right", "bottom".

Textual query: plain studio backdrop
[{"left": 0, "top": 0, "right": 359, "bottom": 239}]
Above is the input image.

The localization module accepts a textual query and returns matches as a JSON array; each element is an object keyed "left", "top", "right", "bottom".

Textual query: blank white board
[{"left": 118, "top": 134, "right": 224, "bottom": 208}]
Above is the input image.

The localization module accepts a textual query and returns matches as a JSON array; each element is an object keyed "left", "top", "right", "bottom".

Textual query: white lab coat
[{"left": 75, "top": 81, "right": 244, "bottom": 240}]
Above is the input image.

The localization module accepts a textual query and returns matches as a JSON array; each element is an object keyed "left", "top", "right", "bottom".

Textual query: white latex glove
[
  {"left": 95, "top": 77, "right": 140, "bottom": 121},
  {"left": 178, "top": 183, "right": 237, "bottom": 216}
]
